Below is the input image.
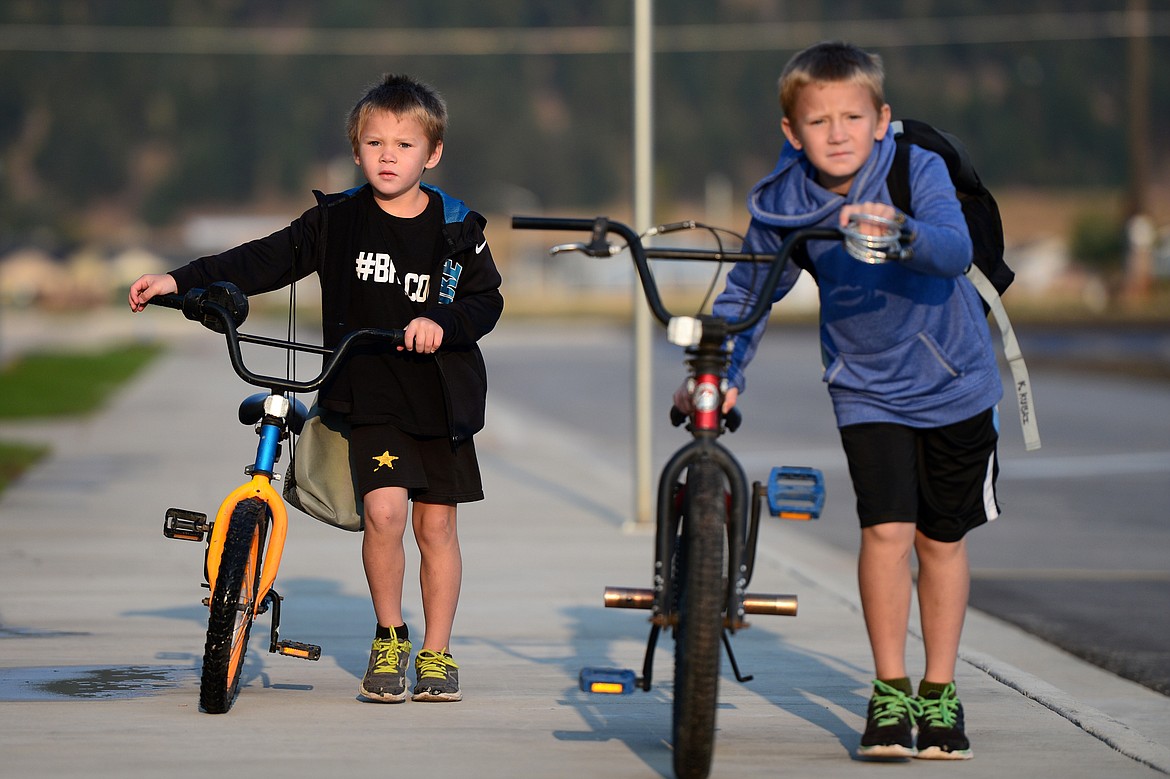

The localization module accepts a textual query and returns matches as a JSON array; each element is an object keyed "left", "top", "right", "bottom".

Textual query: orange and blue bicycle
[{"left": 148, "top": 282, "right": 403, "bottom": 713}]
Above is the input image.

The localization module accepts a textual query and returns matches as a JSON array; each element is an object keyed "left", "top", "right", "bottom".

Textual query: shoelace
[
  {"left": 919, "top": 683, "right": 960, "bottom": 728},
  {"left": 871, "top": 679, "right": 923, "bottom": 727},
  {"left": 372, "top": 639, "right": 409, "bottom": 674},
  {"left": 416, "top": 650, "right": 455, "bottom": 680}
]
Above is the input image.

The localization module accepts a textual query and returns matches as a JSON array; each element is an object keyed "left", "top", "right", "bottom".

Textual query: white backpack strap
[{"left": 966, "top": 264, "right": 1042, "bottom": 451}]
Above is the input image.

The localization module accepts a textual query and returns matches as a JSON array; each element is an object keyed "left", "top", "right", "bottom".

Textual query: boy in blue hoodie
[{"left": 677, "top": 41, "right": 999, "bottom": 760}]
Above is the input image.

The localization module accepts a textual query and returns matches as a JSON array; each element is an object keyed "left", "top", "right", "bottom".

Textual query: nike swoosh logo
[{"left": 475, "top": 240, "right": 488, "bottom": 254}]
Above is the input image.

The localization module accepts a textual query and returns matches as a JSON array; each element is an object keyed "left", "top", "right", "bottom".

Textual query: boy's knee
[
  {"left": 413, "top": 505, "right": 458, "bottom": 546},
  {"left": 862, "top": 521, "right": 916, "bottom": 546},
  {"left": 915, "top": 533, "right": 967, "bottom": 560}
]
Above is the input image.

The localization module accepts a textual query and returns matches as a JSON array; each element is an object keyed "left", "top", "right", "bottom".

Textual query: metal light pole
[{"left": 631, "top": 0, "right": 654, "bottom": 527}]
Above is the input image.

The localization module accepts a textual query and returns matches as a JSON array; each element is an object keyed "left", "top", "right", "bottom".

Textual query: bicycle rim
[
  {"left": 672, "top": 459, "right": 726, "bottom": 779},
  {"left": 199, "top": 497, "right": 265, "bottom": 713}
]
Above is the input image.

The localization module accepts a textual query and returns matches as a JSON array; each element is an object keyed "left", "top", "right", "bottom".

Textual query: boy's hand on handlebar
[
  {"left": 839, "top": 202, "right": 900, "bottom": 234},
  {"left": 128, "top": 273, "right": 178, "bottom": 312},
  {"left": 672, "top": 382, "right": 739, "bottom": 414},
  {"left": 401, "top": 317, "right": 444, "bottom": 354},
  {"left": 722, "top": 387, "right": 739, "bottom": 413}
]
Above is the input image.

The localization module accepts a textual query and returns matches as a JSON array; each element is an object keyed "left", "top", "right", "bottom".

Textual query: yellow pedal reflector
[{"left": 590, "top": 682, "right": 626, "bottom": 694}]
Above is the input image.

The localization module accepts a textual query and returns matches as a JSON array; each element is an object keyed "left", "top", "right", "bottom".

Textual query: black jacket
[{"left": 170, "top": 183, "right": 504, "bottom": 442}]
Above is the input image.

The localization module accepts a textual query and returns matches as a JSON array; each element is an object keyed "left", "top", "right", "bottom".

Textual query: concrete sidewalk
[{"left": 1, "top": 316, "right": 1168, "bottom": 778}]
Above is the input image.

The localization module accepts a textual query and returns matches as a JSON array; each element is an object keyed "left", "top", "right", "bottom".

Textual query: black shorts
[
  {"left": 348, "top": 423, "right": 484, "bottom": 505},
  {"left": 838, "top": 408, "right": 1000, "bottom": 542}
]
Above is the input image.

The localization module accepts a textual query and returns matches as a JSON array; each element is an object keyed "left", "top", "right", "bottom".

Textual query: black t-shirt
[{"left": 339, "top": 189, "right": 448, "bottom": 435}]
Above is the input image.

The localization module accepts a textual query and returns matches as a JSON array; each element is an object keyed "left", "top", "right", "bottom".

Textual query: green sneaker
[
  {"left": 916, "top": 682, "right": 973, "bottom": 760},
  {"left": 411, "top": 648, "right": 462, "bottom": 702},
  {"left": 358, "top": 627, "right": 411, "bottom": 703},
  {"left": 857, "top": 679, "right": 923, "bottom": 759}
]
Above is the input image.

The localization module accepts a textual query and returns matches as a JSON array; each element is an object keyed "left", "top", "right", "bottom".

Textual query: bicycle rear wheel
[
  {"left": 672, "top": 459, "right": 726, "bottom": 779},
  {"left": 199, "top": 497, "right": 266, "bottom": 713}
]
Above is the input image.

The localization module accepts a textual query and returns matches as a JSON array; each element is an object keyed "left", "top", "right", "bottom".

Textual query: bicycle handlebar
[
  {"left": 511, "top": 215, "right": 840, "bottom": 334},
  {"left": 148, "top": 283, "right": 405, "bottom": 394}
]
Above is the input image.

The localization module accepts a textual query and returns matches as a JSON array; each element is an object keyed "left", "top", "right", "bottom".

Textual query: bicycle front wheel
[
  {"left": 199, "top": 497, "right": 266, "bottom": 713},
  {"left": 672, "top": 458, "right": 726, "bottom": 779}
]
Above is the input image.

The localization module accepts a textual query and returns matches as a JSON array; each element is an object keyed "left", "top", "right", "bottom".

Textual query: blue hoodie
[{"left": 713, "top": 133, "right": 1002, "bottom": 428}]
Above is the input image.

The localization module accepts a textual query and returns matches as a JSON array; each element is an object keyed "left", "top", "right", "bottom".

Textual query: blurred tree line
[{"left": 0, "top": 0, "right": 1166, "bottom": 252}]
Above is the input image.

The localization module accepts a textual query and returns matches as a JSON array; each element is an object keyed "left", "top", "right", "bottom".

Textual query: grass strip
[
  {"left": 0, "top": 343, "right": 162, "bottom": 419},
  {"left": 0, "top": 342, "right": 163, "bottom": 494},
  {"left": 0, "top": 440, "right": 49, "bottom": 493}
]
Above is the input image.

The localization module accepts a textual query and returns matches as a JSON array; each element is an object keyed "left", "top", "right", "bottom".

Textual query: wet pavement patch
[
  {"left": 0, "top": 626, "right": 88, "bottom": 639},
  {"left": 0, "top": 665, "right": 193, "bottom": 701}
]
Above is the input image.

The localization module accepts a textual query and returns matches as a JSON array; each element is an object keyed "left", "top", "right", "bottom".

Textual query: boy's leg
[
  {"left": 856, "top": 521, "right": 922, "bottom": 758},
  {"left": 362, "top": 486, "right": 411, "bottom": 627},
  {"left": 412, "top": 500, "right": 462, "bottom": 651},
  {"left": 914, "top": 532, "right": 969, "bottom": 685},
  {"left": 858, "top": 521, "right": 917, "bottom": 681},
  {"left": 908, "top": 409, "right": 994, "bottom": 760},
  {"left": 358, "top": 486, "right": 412, "bottom": 702},
  {"left": 411, "top": 500, "right": 463, "bottom": 702}
]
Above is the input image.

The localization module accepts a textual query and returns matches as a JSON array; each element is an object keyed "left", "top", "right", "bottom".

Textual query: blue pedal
[
  {"left": 579, "top": 667, "right": 636, "bottom": 695},
  {"left": 766, "top": 466, "right": 825, "bottom": 520}
]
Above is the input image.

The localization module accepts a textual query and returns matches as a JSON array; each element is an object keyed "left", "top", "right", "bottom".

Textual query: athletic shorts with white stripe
[{"left": 839, "top": 407, "right": 1000, "bottom": 543}]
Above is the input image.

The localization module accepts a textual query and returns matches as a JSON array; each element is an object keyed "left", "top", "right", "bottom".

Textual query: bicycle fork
[
  {"left": 161, "top": 394, "right": 321, "bottom": 662},
  {"left": 579, "top": 456, "right": 826, "bottom": 695}
]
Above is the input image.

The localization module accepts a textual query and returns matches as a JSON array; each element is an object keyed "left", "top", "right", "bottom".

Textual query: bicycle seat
[{"left": 238, "top": 392, "right": 310, "bottom": 435}]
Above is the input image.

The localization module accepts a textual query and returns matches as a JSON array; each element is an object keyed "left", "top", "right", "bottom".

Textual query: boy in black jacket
[{"left": 130, "top": 74, "right": 503, "bottom": 704}]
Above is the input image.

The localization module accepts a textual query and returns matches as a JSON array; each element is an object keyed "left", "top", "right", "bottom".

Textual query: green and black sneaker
[
  {"left": 917, "top": 682, "right": 973, "bottom": 760},
  {"left": 857, "top": 679, "right": 923, "bottom": 759},
  {"left": 358, "top": 626, "right": 412, "bottom": 703},
  {"left": 411, "top": 648, "right": 462, "bottom": 702}
]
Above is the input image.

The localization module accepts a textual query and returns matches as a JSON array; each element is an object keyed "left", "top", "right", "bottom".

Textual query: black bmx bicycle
[
  {"left": 146, "top": 282, "right": 404, "bottom": 713},
  {"left": 513, "top": 216, "right": 843, "bottom": 779}
]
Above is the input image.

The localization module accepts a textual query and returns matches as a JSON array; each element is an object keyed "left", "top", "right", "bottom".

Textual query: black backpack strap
[{"left": 887, "top": 127, "right": 914, "bottom": 218}]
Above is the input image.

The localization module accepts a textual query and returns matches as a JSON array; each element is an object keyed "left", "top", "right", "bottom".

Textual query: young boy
[
  {"left": 676, "top": 41, "right": 999, "bottom": 759},
  {"left": 129, "top": 74, "right": 503, "bottom": 704}
]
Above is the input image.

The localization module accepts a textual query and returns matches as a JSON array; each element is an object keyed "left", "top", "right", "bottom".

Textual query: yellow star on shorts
[{"left": 372, "top": 451, "right": 399, "bottom": 471}]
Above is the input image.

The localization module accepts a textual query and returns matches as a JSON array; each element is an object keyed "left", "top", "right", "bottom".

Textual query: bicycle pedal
[
  {"left": 163, "top": 508, "right": 211, "bottom": 541},
  {"left": 275, "top": 641, "right": 321, "bottom": 661},
  {"left": 766, "top": 466, "right": 825, "bottom": 520},
  {"left": 579, "top": 667, "right": 636, "bottom": 695}
]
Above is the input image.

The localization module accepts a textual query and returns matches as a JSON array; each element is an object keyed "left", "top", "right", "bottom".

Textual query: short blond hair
[
  {"left": 778, "top": 41, "right": 885, "bottom": 118},
  {"left": 346, "top": 73, "right": 447, "bottom": 155}
]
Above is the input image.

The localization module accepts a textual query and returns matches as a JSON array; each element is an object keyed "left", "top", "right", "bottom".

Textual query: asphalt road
[{"left": 482, "top": 318, "right": 1170, "bottom": 697}]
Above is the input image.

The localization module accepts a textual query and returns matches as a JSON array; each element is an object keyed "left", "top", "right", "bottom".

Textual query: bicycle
[
  {"left": 146, "top": 281, "right": 404, "bottom": 713},
  {"left": 512, "top": 215, "right": 854, "bottom": 779}
]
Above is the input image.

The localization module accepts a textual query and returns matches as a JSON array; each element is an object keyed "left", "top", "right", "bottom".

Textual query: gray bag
[{"left": 283, "top": 405, "right": 364, "bottom": 531}]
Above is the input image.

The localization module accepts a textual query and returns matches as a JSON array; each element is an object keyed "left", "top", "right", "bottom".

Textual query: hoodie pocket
[{"left": 824, "top": 332, "right": 960, "bottom": 401}]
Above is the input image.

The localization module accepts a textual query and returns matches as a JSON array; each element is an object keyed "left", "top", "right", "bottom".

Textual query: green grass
[
  {"left": 0, "top": 440, "right": 50, "bottom": 492},
  {"left": 0, "top": 343, "right": 162, "bottom": 418},
  {"left": 0, "top": 342, "right": 163, "bottom": 494}
]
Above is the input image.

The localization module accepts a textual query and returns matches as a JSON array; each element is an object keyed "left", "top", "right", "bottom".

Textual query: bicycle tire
[
  {"left": 672, "top": 459, "right": 726, "bottom": 779},
  {"left": 199, "top": 497, "right": 265, "bottom": 713}
]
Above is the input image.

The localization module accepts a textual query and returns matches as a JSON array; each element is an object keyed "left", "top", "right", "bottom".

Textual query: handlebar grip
[
  {"left": 147, "top": 293, "right": 184, "bottom": 311},
  {"left": 670, "top": 406, "right": 687, "bottom": 427}
]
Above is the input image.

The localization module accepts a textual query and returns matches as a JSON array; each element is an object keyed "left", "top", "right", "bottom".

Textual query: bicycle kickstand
[
  {"left": 264, "top": 589, "right": 322, "bottom": 661},
  {"left": 721, "top": 630, "right": 753, "bottom": 683}
]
